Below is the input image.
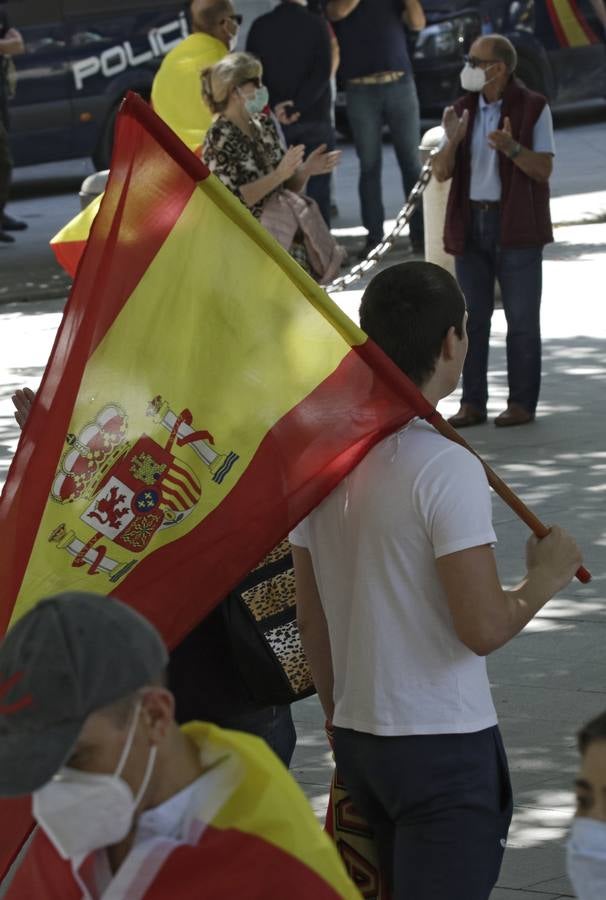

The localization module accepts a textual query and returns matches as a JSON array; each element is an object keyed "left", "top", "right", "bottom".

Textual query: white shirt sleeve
[
  {"left": 289, "top": 516, "right": 309, "bottom": 548},
  {"left": 414, "top": 444, "right": 497, "bottom": 559},
  {"left": 532, "top": 105, "right": 556, "bottom": 155}
]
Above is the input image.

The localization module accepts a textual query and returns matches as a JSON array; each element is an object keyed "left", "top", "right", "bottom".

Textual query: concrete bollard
[
  {"left": 79, "top": 170, "right": 110, "bottom": 210},
  {"left": 419, "top": 127, "right": 454, "bottom": 275}
]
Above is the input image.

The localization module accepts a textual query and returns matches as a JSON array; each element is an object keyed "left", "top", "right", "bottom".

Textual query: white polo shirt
[{"left": 290, "top": 419, "right": 498, "bottom": 737}]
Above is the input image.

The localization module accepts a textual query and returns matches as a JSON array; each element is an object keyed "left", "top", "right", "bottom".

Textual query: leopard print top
[{"left": 202, "top": 113, "right": 284, "bottom": 219}]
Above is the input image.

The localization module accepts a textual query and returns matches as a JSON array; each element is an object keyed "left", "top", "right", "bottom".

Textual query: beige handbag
[{"left": 261, "top": 189, "right": 346, "bottom": 285}]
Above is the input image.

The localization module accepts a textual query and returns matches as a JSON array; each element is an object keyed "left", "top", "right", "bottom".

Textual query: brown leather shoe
[
  {"left": 447, "top": 403, "right": 487, "bottom": 428},
  {"left": 494, "top": 403, "right": 535, "bottom": 427}
]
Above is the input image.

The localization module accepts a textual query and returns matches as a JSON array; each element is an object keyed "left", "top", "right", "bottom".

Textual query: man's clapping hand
[{"left": 442, "top": 106, "right": 469, "bottom": 146}]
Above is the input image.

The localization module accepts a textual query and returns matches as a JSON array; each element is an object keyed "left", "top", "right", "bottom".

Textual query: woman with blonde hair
[{"left": 201, "top": 52, "right": 344, "bottom": 283}]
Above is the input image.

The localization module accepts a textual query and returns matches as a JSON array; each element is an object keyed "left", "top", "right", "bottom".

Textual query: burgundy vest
[{"left": 443, "top": 78, "right": 553, "bottom": 256}]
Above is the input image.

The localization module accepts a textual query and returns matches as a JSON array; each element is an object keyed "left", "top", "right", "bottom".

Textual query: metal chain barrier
[{"left": 327, "top": 156, "right": 434, "bottom": 294}]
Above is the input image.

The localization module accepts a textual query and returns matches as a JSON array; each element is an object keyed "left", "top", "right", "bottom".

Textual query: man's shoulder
[
  {"left": 163, "top": 32, "right": 225, "bottom": 67},
  {"left": 394, "top": 421, "right": 484, "bottom": 482}
]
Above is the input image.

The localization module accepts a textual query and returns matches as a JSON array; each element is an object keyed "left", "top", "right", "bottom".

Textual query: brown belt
[
  {"left": 470, "top": 200, "right": 500, "bottom": 210},
  {"left": 348, "top": 71, "right": 405, "bottom": 85}
]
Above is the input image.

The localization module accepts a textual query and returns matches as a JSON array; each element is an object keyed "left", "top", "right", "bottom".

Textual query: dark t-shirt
[
  {"left": 0, "top": 9, "right": 10, "bottom": 122},
  {"left": 326, "top": 0, "right": 412, "bottom": 81},
  {"left": 246, "top": 3, "right": 332, "bottom": 124}
]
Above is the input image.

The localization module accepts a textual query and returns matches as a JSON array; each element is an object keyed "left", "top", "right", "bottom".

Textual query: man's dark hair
[
  {"left": 578, "top": 710, "right": 606, "bottom": 755},
  {"left": 359, "top": 262, "right": 466, "bottom": 386}
]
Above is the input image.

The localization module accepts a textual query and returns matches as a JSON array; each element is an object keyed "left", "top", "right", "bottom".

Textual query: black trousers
[
  {"left": 282, "top": 118, "right": 335, "bottom": 226},
  {"left": 0, "top": 115, "right": 12, "bottom": 217},
  {"left": 333, "top": 725, "right": 513, "bottom": 900}
]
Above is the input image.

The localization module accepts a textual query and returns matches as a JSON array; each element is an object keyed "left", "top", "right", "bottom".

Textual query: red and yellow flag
[
  {"left": 0, "top": 92, "right": 435, "bottom": 878},
  {"left": 546, "top": 0, "right": 599, "bottom": 46}
]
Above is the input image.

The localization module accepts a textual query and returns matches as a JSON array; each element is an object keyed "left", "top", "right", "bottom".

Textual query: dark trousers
[
  {"left": 455, "top": 206, "right": 543, "bottom": 414},
  {"left": 283, "top": 119, "right": 335, "bottom": 226},
  {"left": 333, "top": 725, "right": 513, "bottom": 900},
  {"left": 214, "top": 704, "right": 297, "bottom": 769},
  {"left": 345, "top": 76, "right": 423, "bottom": 246},
  {"left": 0, "top": 116, "right": 13, "bottom": 217}
]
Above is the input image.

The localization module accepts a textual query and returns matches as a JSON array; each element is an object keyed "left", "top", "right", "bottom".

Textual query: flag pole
[{"left": 426, "top": 410, "right": 591, "bottom": 584}]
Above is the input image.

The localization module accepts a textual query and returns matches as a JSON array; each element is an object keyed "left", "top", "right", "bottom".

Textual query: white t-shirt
[{"left": 290, "top": 419, "right": 498, "bottom": 737}]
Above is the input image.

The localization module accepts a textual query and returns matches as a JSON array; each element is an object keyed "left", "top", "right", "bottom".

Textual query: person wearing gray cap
[{"left": 0, "top": 592, "right": 358, "bottom": 900}]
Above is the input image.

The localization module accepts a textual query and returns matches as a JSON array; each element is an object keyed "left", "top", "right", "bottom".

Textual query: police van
[
  {"left": 412, "top": 0, "right": 606, "bottom": 113},
  {"left": 4, "top": 0, "right": 271, "bottom": 169}
]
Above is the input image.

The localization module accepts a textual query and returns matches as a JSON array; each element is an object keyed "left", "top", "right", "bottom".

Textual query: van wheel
[
  {"left": 516, "top": 55, "right": 548, "bottom": 98},
  {"left": 92, "top": 105, "right": 119, "bottom": 171}
]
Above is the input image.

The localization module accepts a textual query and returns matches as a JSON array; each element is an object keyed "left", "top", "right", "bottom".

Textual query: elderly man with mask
[
  {"left": 432, "top": 34, "right": 555, "bottom": 429},
  {"left": 151, "top": 0, "right": 241, "bottom": 153},
  {"left": 0, "top": 592, "right": 358, "bottom": 900}
]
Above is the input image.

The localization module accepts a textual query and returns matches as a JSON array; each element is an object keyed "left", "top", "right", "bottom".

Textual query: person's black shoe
[
  {"left": 2, "top": 214, "right": 27, "bottom": 231},
  {"left": 357, "top": 237, "right": 382, "bottom": 261},
  {"left": 0, "top": 230, "right": 15, "bottom": 243}
]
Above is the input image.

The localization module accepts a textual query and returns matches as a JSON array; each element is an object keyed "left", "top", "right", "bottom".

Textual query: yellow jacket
[{"left": 151, "top": 32, "right": 226, "bottom": 153}]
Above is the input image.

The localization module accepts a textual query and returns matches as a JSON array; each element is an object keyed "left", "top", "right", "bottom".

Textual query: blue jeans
[
  {"left": 333, "top": 725, "right": 512, "bottom": 900},
  {"left": 455, "top": 206, "right": 543, "bottom": 414},
  {"left": 346, "top": 76, "right": 423, "bottom": 245},
  {"left": 215, "top": 704, "right": 297, "bottom": 768}
]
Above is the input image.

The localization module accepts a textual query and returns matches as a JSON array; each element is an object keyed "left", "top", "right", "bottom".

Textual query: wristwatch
[{"left": 509, "top": 142, "right": 522, "bottom": 160}]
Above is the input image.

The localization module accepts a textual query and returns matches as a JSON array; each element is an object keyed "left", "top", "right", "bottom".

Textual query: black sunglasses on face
[
  {"left": 464, "top": 54, "right": 498, "bottom": 68},
  {"left": 227, "top": 13, "right": 243, "bottom": 25}
]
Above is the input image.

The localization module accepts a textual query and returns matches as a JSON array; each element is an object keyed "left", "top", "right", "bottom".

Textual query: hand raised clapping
[{"left": 304, "top": 144, "right": 341, "bottom": 177}]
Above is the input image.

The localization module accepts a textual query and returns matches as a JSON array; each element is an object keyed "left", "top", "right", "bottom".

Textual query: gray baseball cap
[{"left": 0, "top": 592, "right": 168, "bottom": 797}]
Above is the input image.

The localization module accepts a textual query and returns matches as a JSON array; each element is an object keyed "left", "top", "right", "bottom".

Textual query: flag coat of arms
[{"left": 0, "top": 93, "right": 436, "bottom": 881}]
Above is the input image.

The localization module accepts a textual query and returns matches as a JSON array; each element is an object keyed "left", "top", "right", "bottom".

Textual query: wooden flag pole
[{"left": 426, "top": 411, "right": 591, "bottom": 584}]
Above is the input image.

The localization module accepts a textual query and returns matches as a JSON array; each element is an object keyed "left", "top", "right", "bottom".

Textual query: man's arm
[
  {"left": 292, "top": 545, "right": 335, "bottom": 722},
  {"left": 326, "top": 0, "right": 360, "bottom": 22},
  {"left": 402, "top": 0, "right": 426, "bottom": 32},
  {"left": 488, "top": 115, "right": 553, "bottom": 183},
  {"left": 0, "top": 28, "right": 25, "bottom": 56},
  {"left": 436, "top": 526, "right": 582, "bottom": 656}
]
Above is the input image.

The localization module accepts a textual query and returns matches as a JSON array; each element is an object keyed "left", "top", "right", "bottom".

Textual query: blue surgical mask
[
  {"left": 567, "top": 817, "right": 606, "bottom": 900},
  {"left": 241, "top": 85, "right": 269, "bottom": 116}
]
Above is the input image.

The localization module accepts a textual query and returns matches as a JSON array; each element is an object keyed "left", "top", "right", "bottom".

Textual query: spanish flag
[{"left": 0, "top": 93, "right": 432, "bottom": 879}]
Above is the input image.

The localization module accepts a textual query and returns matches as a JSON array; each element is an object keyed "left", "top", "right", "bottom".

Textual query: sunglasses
[
  {"left": 227, "top": 13, "right": 243, "bottom": 25},
  {"left": 464, "top": 54, "right": 498, "bottom": 68}
]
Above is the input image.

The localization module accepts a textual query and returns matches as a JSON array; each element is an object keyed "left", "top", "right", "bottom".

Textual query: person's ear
[
  {"left": 442, "top": 325, "right": 459, "bottom": 362},
  {"left": 140, "top": 688, "right": 174, "bottom": 744}
]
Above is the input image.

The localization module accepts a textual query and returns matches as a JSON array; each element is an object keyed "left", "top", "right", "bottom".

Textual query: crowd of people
[{"left": 0, "top": 1, "right": 601, "bottom": 898}]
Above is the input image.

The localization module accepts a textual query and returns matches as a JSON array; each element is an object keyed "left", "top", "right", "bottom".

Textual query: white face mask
[
  {"left": 32, "top": 701, "right": 157, "bottom": 861},
  {"left": 460, "top": 62, "right": 495, "bottom": 93},
  {"left": 567, "top": 817, "right": 606, "bottom": 900}
]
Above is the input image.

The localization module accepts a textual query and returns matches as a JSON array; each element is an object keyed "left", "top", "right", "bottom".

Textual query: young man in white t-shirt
[{"left": 290, "top": 261, "right": 582, "bottom": 900}]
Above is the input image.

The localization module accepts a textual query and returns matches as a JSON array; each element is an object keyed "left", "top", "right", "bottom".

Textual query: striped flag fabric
[
  {"left": 0, "top": 92, "right": 435, "bottom": 880},
  {"left": 50, "top": 192, "right": 101, "bottom": 278}
]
